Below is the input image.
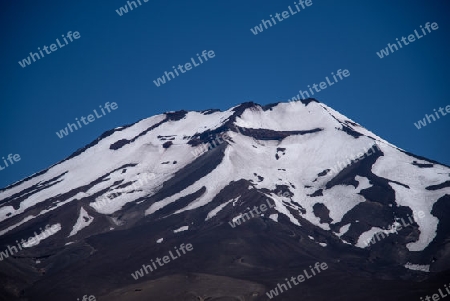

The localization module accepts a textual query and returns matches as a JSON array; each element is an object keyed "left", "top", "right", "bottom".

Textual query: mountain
[{"left": 0, "top": 99, "right": 449, "bottom": 301}]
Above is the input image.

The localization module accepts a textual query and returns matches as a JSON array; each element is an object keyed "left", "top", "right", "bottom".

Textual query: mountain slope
[{"left": 0, "top": 99, "right": 449, "bottom": 301}]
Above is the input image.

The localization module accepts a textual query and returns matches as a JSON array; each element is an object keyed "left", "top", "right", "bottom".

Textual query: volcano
[{"left": 1, "top": 99, "right": 449, "bottom": 301}]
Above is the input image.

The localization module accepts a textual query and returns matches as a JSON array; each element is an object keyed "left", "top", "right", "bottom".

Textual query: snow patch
[
  {"left": 269, "top": 214, "right": 278, "bottom": 222},
  {"left": 336, "top": 223, "right": 351, "bottom": 238},
  {"left": 404, "top": 262, "right": 430, "bottom": 272},
  {"left": 68, "top": 207, "right": 94, "bottom": 237},
  {"left": 174, "top": 226, "right": 189, "bottom": 233},
  {"left": 206, "top": 197, "right": 239, "bottom": 220}
]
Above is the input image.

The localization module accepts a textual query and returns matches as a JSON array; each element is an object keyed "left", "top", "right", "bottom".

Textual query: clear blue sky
[{"left": 1, "top": 0, "right": 449, "bottom": 188}]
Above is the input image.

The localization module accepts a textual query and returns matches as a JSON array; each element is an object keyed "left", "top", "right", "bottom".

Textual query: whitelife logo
[
  {"left": 266, "top": 262, "right": 328, "bottom": 299},
  {"left": 0, "top": 154, "right": 21, "bottom": 172},
  {"left": 77, "top": 295, "right": 96, "bottom": 301},
  {"left": 153, "top": 50, "right": 215, "bottom": 87},
  {"left": 115, "top": 0, "right": 149, "bottom": 16},
  {"left": 18, "top": 31, "right": 81, "bottom": 68},
  {"left": 376, "top": 22, "right": 439, "bottom": 59},
  {"left": 420, "top": 282, "right": 450, "bottom": 301},
  {"left": 130, "top": 243, "right": 193, "bottom": 280},
  {"left": 250, "top": 0, "right": 313, "bottom": 35},
  {"left": 288, "top": 69, "right": 350, "bottom": 103},
  {"left": 0, "top": 224, "right": 61, "bottom": 261},
  {"left": 363, "top": 210, "right": 426, "bottom": 247},
  {"left": 413, "top": 105, "right": 450, "bottom": 129},
  {"left": 55, "top": 102, "right": 118, "bottom": 139}
]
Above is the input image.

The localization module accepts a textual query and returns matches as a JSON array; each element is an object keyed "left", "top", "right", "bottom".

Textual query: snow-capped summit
[{"left": 1, "top": 99, "right": 449, "bottom": 301}]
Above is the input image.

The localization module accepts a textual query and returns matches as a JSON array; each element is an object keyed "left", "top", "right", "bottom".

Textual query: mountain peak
[{"left": 1, "top": 100, "right": 449, "bottom": 300}]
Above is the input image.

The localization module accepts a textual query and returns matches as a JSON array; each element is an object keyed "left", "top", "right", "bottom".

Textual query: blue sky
[{"left": 1, "top": 0, "right": 449, "bottom": 188}]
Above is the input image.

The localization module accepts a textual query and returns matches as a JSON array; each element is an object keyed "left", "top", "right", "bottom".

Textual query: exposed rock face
[{"left": 0, "top": 99, "right": 449, "bottom": 301}]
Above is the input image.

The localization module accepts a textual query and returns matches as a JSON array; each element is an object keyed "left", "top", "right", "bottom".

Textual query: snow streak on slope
[
  {"left": 174, "top": 226, "right": 189, "bottom": 233},
  {"left": 0, "top": 192, "right": 88, "bottom": 236},
  {"left": 22, "top": 223, "right": 61, "bottom": 248},
  {"left": 142, "top": 101, "right": 449, "bottom": 252},
  {"left": 206, "top": 197, "right": 240, "bottom": 221},
  {"left": 371, "top": 147, "right": 450, "bottom": 251},
  {"left": 145, "top": 103, "right": 371, "bottom": 226},
  {"left": 0, "top": 110, "right": 235, "bottom": 226},
  {"left": 1, "top": 100, "right": 449, "bottom": 255}
]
